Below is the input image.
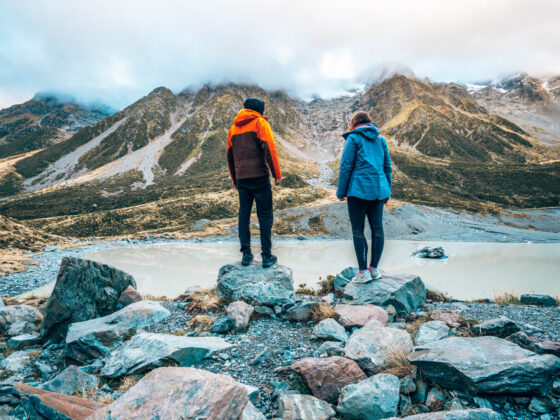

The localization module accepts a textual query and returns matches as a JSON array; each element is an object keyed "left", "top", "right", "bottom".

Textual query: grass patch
[
  {"left": 311, "top": 304, "right": 338, "bottom": 323},
  {"left": 118, "top": 375, "right": 140, "bottom": 392},
  {"left": 186, "top": 288, "right": 222, "bottom": 314},
  {"left": 295, "top": 283, "right": 316, "bottom": 296},
  {"left": 189, "top": 315, "right": 217, "bottom": 331},
  {"left": 295, "top": 274, "right": 336, "bottom": 296},
  {"left": 426, "top": 289, "right": 451, "bottom": 303},
  {"left": 493, "top": 290, "right": 522, "bottom": 305}
]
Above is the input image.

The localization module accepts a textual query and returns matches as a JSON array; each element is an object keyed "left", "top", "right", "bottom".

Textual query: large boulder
[
  {"left": 475, "top": 316, "right": 519, "bottom": 338},
  {"left": 344, "top": 320, "right": 413, "bottom": 374},
  {"left": 337, "top": 374, "right": 400, "bottom": 420},
  {"left": 290, "top": 357, "right": 366, "bottom": 403},
  {"left": 88, "top": 367, "right": 248, "bottom": 420},
  {"left": 342, "top": 271, "right": 425, "bottom": 315},
  {"left": 64, "top": 301, "right": 170, "bottom": 363},
  {"left": 520, "top": 294, "right": 558, "bottom": 307},
  {"left": 386, "top": 409, "right": 502, "bottom": 419},
  {"left": 101, "top": 332, "right": 232, "bottom": 378},
  {"left": 415, "top": 321, "right": 450, "bottom": 346},
  {"left": 0, "top": 304, "right": 43, "bottom": 335},
  {"left": 217, "top": 263, "right": 295, "bottom": 306},
  {"left": 408, "top": 336, "right": 560, "bottom": 395},
  {"left": 41, "top": 365, "right": 99, "bottom": 396},
  {"left": 278, "top": 394, "right": 335, "bottom": 420},
  {"left": 16, "top": 382, "right": 105, "bottom": 420},
  {"left": 41, "top": 257, "right": 137, "bottom": 341},
  {"left": 312, "top": 318, "right": 348, "bottom": 342},
  {"left": 334, "top": 304, "right": 388, "bottom": 329}
]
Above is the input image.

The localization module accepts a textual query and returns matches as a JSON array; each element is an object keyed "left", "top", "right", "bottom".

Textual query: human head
[
  {"left": 244, "top": 98, "right": 265, "bottom": 115},
  {"left": 348, "top": 110, "right": 373, "bottom": 131}
]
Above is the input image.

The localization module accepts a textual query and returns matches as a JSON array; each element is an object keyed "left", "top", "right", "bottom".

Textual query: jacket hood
[
  {"left": 343, "top": 122, "right": 380, "bottom": 141},
  {"left": 233, "top": 109, "right": 265, "bottom": 127}
]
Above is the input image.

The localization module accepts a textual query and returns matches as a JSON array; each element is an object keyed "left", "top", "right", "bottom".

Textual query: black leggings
[{"left": 347, "top": 196, "right": 385, "bottom": 271}]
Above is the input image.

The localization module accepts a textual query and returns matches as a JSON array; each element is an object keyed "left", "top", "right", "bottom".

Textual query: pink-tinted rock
[
  {"left": 430, "top": 310, "right": 461, "bottom": 328},
  {"left": 226, "top": 301, "right": 254, "bottom": 330},
  {"left": 334, "top": 304, "right": 388, "bottom": 329},
  {"left": 291, "top": 357, "right": 366, "bottom": 403},
  {"left": 87, "top": 367, "right": 248, "bottom": 420},
  {"left": 118, "top": 286, "right": 142, "bottom": 307},
  {"left": 0, "top": 305, "right": 43, "bottom": 334}
]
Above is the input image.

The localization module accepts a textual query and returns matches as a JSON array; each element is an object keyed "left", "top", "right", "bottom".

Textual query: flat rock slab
[
  {"left": 344, "top": 320, "right": 413, "bottom": 375},
  {"left": 217, "top": 263, "right": 295, "bottom": 307},
  {"left": 312, "top": 318, "right": 348, "bottom": 342},
  {"left": 0, "top": 350, "right": 32, "bottom": 373},
  {"left": 416, "top": 321, "right": 450, "bottom": 346},
  {"left": 279, "top": 394, "right": 335, "bottom": 420},
  {"left": 41, "top": 257, "right": 137, "bottom": 341},
  {"left": 101, "top": 332, "right": 232, "bottom": 378},
  {"left": 16, "top": 382, "right": 105, "bottom": 420},
  {"left": 64, "top": 301, "right": 170, "bottom": 363},
  {"left": 7, "top": 333, "right": 41, "bottom": 350},
  {"left": 0, "top": 304, "right": 43, "bottom": 335},
  {"left": 520, "top": 294, "right": 558, "bottom": 307},
  {"left": 334, "top": 304, "right": 388, "bottom": 329},
  {"left": 475, "top": 316, "right": 520, "bottom": 338},
  {"left": 291, "top": 356, "right": 366, "bottom": 403},
  {"left": 409, "top": 336, "right": 560, "bottom": 395},
  {"left": 342, "top": 271, "right": 425, "bottom": 315},
  {"left": 386, "top": 408, "right": 502, "bottom": 419},
  {"left": 88, "top": 367, "right": 248, "bottom": 420},
  {"left": 42, "top": 365, "right": 99, "bottom": 396}
]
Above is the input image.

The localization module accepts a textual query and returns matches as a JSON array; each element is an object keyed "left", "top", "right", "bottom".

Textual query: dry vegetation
[
  {"left": 189, "top": 315, "right": 217, "bottom": 331},
  {"left": 493, "top": 290, "right": 522, "bottom": 305},
  {"left": 311, "top": 304, "right": 338, "bottom": 323}
]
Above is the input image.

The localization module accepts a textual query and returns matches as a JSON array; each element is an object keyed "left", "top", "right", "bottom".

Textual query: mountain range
[{"left": 0, "top": 73, "right": 558, "bottom": 237}]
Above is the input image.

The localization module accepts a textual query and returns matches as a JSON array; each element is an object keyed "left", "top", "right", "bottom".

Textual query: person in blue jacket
[{"left": 336, "top": 110, "right": 392, "bottom": 283}]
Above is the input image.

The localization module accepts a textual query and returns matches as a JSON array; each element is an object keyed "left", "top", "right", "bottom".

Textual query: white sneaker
[
  {"left": 369, "top": 267, "right": 382, "bottom": 280},
  {"left": 352, "top": 269, "right": 373, "bottom": 283}
]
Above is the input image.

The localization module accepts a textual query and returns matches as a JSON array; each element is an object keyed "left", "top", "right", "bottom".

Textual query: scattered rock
[
  {"left": 226, "top": 301, "right": 254, "bottom": 330},
  {"left": 89, "top": 367, "right": 248, "bottom": 420},
  {"left": 217, "top": 263, "right": 295, "bottom": 306},
  {"left": 241, "top": 401, "right": 266, "bottom": 420},
  {"left": 7, "top": 320, "right": 36, "bottom": 337},
  {"left": 337, "top": 373, "right": 400, "bottom": 420},
  {"left": 507, "top": 331, "right": 560, "bottom": 357},
  {"left": 284, "top": 301, "right": 315, "bottom": 322},
  {"left": 528, "top": 396, "right": 556, "bottom": 414},
  {"left": 312, "top": 318, "right": 348, "bottom": 342},
  {"left": 16, "top": 382, "right": 105, "bottom": 420},
  {"left": 430, "top": 310, "right": 461, "bottom": 328},
  {"left": 411, "top": 380, "right": 428, "bottom": 404},
  {"left": 409, "top": 336, "right": 560, "bottom": 395},
  {"left": 291, "top": 356, "right": 366, "bottom": 403},
  {"left": 475, "top": 316, "right": 520, "bottom": 338},
  {"left": 41, "top": 257, "right": 137, "bottom": 341},
  {"left": 118, "top": 285, "right": 142, "bottom": 307},
  {"left": 400, "top": 376, "right": 417, "bottom": 394},
  {"left": 0, "top": 305, "right": 43, "bottom": 335},
  {"left": 415, "top": 321, "right": 450, "bottom": 346},
  {"left": 316, "top": 341, "right": 344, "bottom": 357},
  {"left": 0, "top": 350, "right": 32, "bottom": 373},
  {"left": 6, "top": 333, "right": 41, "bottom": 350},
  {"left": 64, "top": 301, "right": 170, "bottom": 363},
  {"left": 213, "top": 315, "right": 234, "bottom": 334},
  {"left": 250, "top": 349, "right": 271, "bottom": 366},
  {"left": 344, "top": 319, "right": 413, "bottom": 374},
  {"left": 520, "top": 294, "right": 558, "bottom": 307},
  {"left": 42, "top": 365, "right": 99, "bottom": 396},
  {"left": 333, "top": 304, "right": 388, "bottom": 329},
  {"left": 278, "top": 394, "right": 335, "bottom": 420},
  {"left": 426, "top": 387, "right": 446, "bottom": 411},
  {"left": 342, "top": 271, "right": 426, "bottom": 315},
  {"left": 101, "top": 332, "right": 232, "bottom": 378},
  {"left": 412, "top": 247, "right": 447, "bottom": 259},
  {"left": 386, "top": 409, "right": 503, "bottom": 419}
]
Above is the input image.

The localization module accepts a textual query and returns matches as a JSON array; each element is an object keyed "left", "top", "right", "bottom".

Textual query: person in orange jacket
[{"left": 227, "top": 98, "right": 282, "bottom": 267}]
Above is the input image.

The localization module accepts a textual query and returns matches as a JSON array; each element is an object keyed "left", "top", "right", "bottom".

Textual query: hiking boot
[
  {"left": 241, "top": 253, "right": 254, "bottom": 266},
  {"left": 352, "top": 269, "right": 373, "bottom": 283},
  {"left": 262, "top": 254, "right": 278, "bottom": 268},
  {"left": 368, "top": 266, "right": 382, "bottom": 280}
]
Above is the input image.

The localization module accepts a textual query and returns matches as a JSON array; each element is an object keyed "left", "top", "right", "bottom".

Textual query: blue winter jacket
[{"left": 336, "top": 123, "right": 392, "bottom": 201}]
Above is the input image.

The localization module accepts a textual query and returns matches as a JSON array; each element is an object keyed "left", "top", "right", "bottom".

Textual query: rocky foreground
[{"left": 1, "top": 258, "right": 559, "bottom": 419}]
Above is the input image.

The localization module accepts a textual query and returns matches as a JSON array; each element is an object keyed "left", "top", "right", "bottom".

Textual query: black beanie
[{"left": 244, "top": 98, "right": 265, "bottom": 115}]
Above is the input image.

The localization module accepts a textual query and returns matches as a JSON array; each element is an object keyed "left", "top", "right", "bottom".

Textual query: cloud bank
[{"left": 1, "top": 0, "right": 559, "bottom": 109}]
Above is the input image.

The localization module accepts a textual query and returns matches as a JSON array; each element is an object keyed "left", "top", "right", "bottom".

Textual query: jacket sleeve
[
  {"left": 381, "top": 135, "right": 392, "bottom": 190},
  {"left": 257, "top": 118, "right": 282, "bottom": 179},
  {"left": 226, "top": 128, "right": 237, "bottom": 189},
  {"left": 336, "top": 136, "right": 357, "bottom": 199}
]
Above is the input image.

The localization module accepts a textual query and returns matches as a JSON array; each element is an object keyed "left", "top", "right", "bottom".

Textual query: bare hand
[
  {"left": 274, "top": 178, "right": 282, "bottom": 186},
  {"left": 338, "top": 197, "right": 345, "bottom": 202}
]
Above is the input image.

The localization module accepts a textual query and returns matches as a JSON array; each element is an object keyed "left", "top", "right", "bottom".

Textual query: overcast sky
[{"left": 1, "top": 0, "right": 559, "bottom": 110}]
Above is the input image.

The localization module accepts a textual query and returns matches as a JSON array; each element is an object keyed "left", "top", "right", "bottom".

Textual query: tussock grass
[
  {"left": 311, "top": 304, "right": 338, "bottom": 323},
  {"left": 186, "top": 288, "right": 222, "bottom": 314},
  {"left": 189, "top": 315, "right": 217, "bottom": 331},
  {"left": 143, "top": 294, "right": 171, "bottom": 302},
  {"left": 74, "top": 386, "right": 113, "bottom": 404},
  {"left": 118, "top": 375, "right": 139, "bottom": 392},
  {"left": 405, "top": 313, "right": 432, "bottom": 342},
  {"left": 295, "top": 274, "right": 336, "bottom": 297},
  {"left": 4, "top": 294, "right": 49, "bottom": 307},
  {"left": 296, "top": 283, "right": 316, "bottom": 296},
  {"left": 426, "top": 289, "right": 451, "bottom": 303},
  {"left": 493, "top": 290, "right": 521, "bottom": 305}
]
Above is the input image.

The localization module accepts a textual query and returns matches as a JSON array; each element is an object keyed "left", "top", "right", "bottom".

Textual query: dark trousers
[
  {"left": 237, "top": 175, "right": 273, "bottom": 258},
  {"left": 347, "top": 196, "right": 385, "bottom": 271}
]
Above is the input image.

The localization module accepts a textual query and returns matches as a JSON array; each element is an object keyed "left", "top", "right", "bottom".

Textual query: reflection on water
[{"left": 26, "top": 240, "right": 560, "bottom": 300}]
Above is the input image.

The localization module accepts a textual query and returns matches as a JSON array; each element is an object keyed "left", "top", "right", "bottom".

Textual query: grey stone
[
  {"left": 552, "top": 379, "right": 560, "bottom": 395},
  {"left": 242, "top": 384, "right": 259, "bottom": 403},
  {"left": 409, "top": 336, "right": 560, "bottom": 395},
  {"left": 412, "top": 246, "right": 447, "bottom": 259},
  {"left": 0, "top": 305, "right": 43, "bottom": 335},
  {"left": 316, "top": 341, "right": 345, "bottom": 357},
  {"left": 41, "top": 257, "right": 137, "bottom": 341},
  {"left": 426, "top": 387, "right": 446, "bottom": 411},
  {"left": 528, "top": 397, "right": 555, "bottom": 414},
  {"left": 473, "top": 397, "right": 493, "bottom": 410},
  {"left": 7, "top": 320, "right": 36, "bottom": 337},
  {"left": 64, "top": 300, "right": 170, "bottom": 363},
  {"left": 226, "top": 301, "right": 254, "bottom": 330},
  {"left": 279, "top": 394, "right": 335, "bottom": 420},
  {"left": 520, "top": 294, "right": 558, "bottom": 307},
  {"left": 42, "top": 365, "right": 99, "bottom": 395},
  {"left": 6, "top": 333, "right": 41, "bottom": 350},
  {"left": 0, "top": 351, "right": 31, "bottom": 373},
  {"left": 412, "top": 379, "right": 428, "bottom": 403},
  {"left": 400, "top": 376, "right": 416, "bottom": 394},
  {"left": 100, "top": 332, "right": 232, "bottom": 378},
  {"left": 386, "top": 409, "right": 503, "bottom": 419},
  {"left": 334, "top": 267, "right": 356, "bottom": 290},
  {"left": 416, "top": 321, "right": 450, "bottom": 346},
  {"left": 337, "top": 373, "right": 400, "bottom": 420},
  {"left": 217, "top": 263, "right": 295, "bottom": 306},
  {"left": 344, "top": 319, "right": 413, "bottom": 374},
  {"left": 284, "top": 301, "right": 314, "bottom": 322},
  {"left": 241, "top": 401, "right": 266, "bottom": 420},
  {"left": 475, "top": 316, "right": 520, "bottom": 338},
  {"left": 312, "top": 318, "right": 348, "bottom": 342},
  {"left": 213, "top": 315, "right": 234, "bottom": 334},
  {"left": 250, "top": 350, "right": 271, "bottom": 366},
  {"left": 342, "top": 271, "right": 426, "bottom": 315}
]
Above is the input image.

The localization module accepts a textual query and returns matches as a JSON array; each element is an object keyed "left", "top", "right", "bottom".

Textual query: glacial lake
[{"left": 24, "top": 240, "right": 560, "bottom": 301}]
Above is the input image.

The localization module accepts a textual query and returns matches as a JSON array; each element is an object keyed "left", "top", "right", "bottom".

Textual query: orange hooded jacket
[{"left": 226, "top": 109, "right": 282, "bottom": 187}]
